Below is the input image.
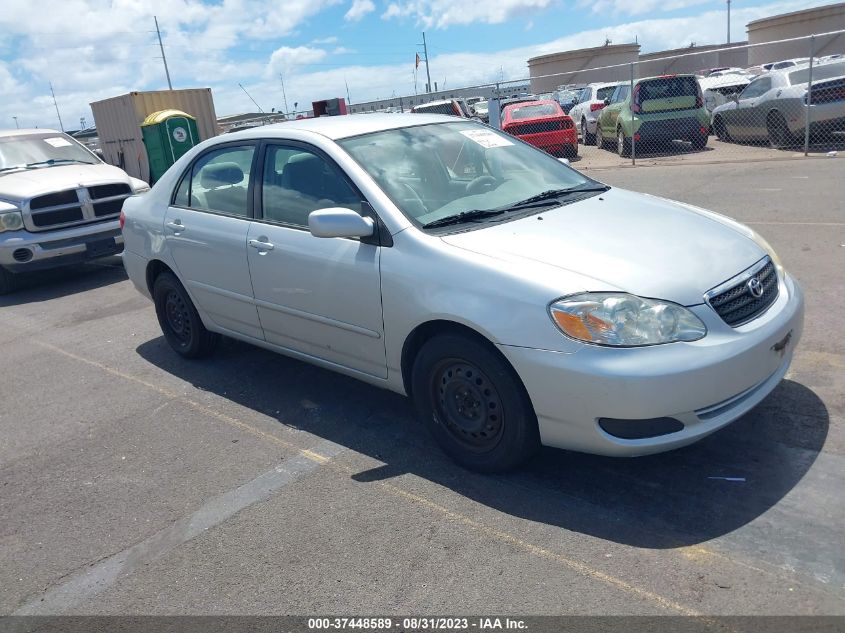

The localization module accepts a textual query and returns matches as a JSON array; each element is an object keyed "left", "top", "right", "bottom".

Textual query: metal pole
[
  {"left": 49, "top": 82, "right": 64, "bottom": 132},
  {"left": 279, "top": 73, "right": 290, "bottom": 117},
  {"left": 804, "top": 35, "right": 815, "bottom": 156},
  {"left": 12, "top": 116, "right": 18, "bottom": 129},
  {"left": 155, "top": 16, "right": 173, "bottom": 90},
  {"left": 422, "top": 32, "right": 432, "bottom": 93},
  {"left": 727, "top": 0, "right": 731, "bottom": 44},
  {"left": 630, "top": 62, "right": 636, "bottom": 166}
]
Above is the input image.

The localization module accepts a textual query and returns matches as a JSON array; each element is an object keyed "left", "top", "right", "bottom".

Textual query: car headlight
[
  {"left": 749, "top": 230, "right": 783, "bottom": 275},
  {"left": 0, "top": 210, "right": 24, "bottom": 233},
  {"left": 550, "top": 293, "right": 707, "bottom": 347}
]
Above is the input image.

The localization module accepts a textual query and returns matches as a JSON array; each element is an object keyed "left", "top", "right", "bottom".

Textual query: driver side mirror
[
  {"left": 308, "top": 208, "right": 374, "bottom": 239},
  {"left": 732, "top": 92, "right": 741, "bottom": 103},
  {"left": 603, "top": 97, "right": 611, "bottom": 106}
]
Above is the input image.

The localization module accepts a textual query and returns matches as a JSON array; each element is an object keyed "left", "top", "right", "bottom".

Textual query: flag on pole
[{"left": 415, "top": 53, "right": 421, "bottom": 69}]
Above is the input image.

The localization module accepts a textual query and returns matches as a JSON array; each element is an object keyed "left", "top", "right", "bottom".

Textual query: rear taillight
[
  {"left": 695, "top": 90, "right": 704, "bottom": 108},
  {"left": 119, "top": 209, "right": 125, "bottom": 230},
  {"left": 631, "top": 84, "right": 641, "bottom": 113},
  {"left": 561, "top": 116, "right": 573, "bottom": 129},
  {"left": 590, "top": 102, "right": 605, "bottom": 112}
]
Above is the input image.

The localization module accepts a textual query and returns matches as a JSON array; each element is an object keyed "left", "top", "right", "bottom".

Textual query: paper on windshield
[
  {"left": 460, "top": 129, "right": 513, "bottom": 148},
  {"left": 43, "top": 137, "right": 73, "bottom": 148}
]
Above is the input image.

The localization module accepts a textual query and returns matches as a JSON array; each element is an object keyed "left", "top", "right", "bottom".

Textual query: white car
[
  {"left": 0, "top": 129, "right": 149, "bottom": 294},
  {"left": 567, "top": 82, "right": 624, "bottom": 145},
  {"left": 122, "top": 114, "right": 803, "bottom": 472}
]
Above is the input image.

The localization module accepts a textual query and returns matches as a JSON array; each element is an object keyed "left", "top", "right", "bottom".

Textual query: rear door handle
[{"left": 248, "top": 238, "right": 274, "bottom": 252}]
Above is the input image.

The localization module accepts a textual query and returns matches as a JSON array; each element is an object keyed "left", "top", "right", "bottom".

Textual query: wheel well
[
  {"left": 145, "top": 259, "right": 174, "bottom": 295},
  {"left": 767, "top": 109, "right": 784, "bottom": 125},
  {"left": 400, "top": 320, "right": 508, "bottom": 398}
]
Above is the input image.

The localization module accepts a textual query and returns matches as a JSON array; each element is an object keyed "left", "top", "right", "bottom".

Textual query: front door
[
  {"left": 164, "top": 142, "right": 263, "bottom": 340},
  {"left": 246, "top": 143, "right": 386, "bottom": 377}
]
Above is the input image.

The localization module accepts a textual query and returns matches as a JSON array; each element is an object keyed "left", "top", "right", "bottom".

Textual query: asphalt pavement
[{"left": 1, "top": 154, "right": 843, "bottom": 617}]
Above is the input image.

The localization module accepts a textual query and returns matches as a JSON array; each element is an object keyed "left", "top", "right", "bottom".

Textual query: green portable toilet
[{"left": 141, "top": 109, "right": 199, "bottom": 183}]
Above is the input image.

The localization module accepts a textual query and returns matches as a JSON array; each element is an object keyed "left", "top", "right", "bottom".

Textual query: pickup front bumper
[{"left": 0, "top": 220, "right": 123, "bottom": 272}]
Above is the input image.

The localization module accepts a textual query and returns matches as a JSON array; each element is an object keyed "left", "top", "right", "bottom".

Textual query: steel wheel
[
  {"left": 432, "top": 359, "right": 505, "bottom": 453},
  {"left": 153, "top": 271, "right": 220, "bottom": 358},
  {"left": 164, "top": 289, "right": 192, "bottom": 346}
]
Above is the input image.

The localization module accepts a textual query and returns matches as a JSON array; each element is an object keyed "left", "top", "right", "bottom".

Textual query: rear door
[
  {"left": 600, "top": 84, "right": 629, "bottom": 134},
  {"left": 246, "top": 142, "right": 387, "bottom": 377},
  {"left": 164, "top": 142, "right": 263, "bottom": 340}
]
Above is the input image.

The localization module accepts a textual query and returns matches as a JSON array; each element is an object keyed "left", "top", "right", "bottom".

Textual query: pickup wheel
[
  {"left": 153, "top": 271, "right": 219, "bottom": 358},
  {"left": 0, "top": 266, "right": 18, "bottom": 295},
  {"left": 411, "top": 333, "right": 540, "bottom": 472}
]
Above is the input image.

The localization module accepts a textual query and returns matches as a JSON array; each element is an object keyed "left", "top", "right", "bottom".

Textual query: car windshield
[
  {"left": 338, "top": 121, "right": 594, "bottom": 228},
  {"left": 0, "top": 133, "right": 99, "bottom": 172},
  {"left": 510, "top": 103, "right": 560, "bottom": 119},
  {"left": 558, "top": 90, "right": 579, "bottom": 103}
]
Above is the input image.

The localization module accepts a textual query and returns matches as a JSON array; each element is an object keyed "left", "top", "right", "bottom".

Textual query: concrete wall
[
  {"left": 527, "top": 44, "right": 639, "bottom": 93},
  {"left": 747, "top": 2, "right": 845, "bottom": 65}
]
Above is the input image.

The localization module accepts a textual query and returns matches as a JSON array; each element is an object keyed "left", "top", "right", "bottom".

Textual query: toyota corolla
[{"left": 121, "top": 114, "right": 803, "bottom": 472}]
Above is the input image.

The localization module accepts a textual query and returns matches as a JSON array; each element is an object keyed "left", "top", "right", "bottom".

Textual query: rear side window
[
  {"left": 596, "top": 86, "right": 617, "bottom": 101},
  {"left": 188, "top": 146, "right": 255, "bottom": 216}
]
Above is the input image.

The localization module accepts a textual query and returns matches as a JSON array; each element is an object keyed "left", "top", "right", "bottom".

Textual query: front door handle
[
  {"left": 165, "top": 220, "right": 184, "bottom": 233},
  {"left": 248, "top": 238, "right": 274, "bottom": 252}
]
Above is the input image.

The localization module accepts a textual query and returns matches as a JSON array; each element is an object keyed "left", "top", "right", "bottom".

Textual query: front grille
[
  {"left": 88, "top": 183, "right": 131, "bottom": 199},
  {"left": 707, "top": 258, "right": 779, "bottom": 327},
  {"left": 31, "top": 206, "right": 85, "bottom": 227},
  {"left": 93, "top": 199, "right": 124, "bottom": 217},
  {"left": 31, "top": 189, "right": 78, "bottom": 210}
]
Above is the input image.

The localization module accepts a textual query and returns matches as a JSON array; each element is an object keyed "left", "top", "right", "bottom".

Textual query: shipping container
[{"left": 90, "top": 89, "right": 219, "bottom": 183}]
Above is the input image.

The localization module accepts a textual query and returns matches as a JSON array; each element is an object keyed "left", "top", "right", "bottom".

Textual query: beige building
[
  {"left": 747, "top": 2, "right": 845, "bottom": 65},
  {"left": 528, "top": 44, "right": 639, "bottom": 93}
]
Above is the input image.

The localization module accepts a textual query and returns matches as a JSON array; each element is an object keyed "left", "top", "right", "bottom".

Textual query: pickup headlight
[
  {"left": 550, "top": 293, "right": 707, "bottom": 347},
  {"left": 0, "top": 210, "right": 24, "bottom": 233}
]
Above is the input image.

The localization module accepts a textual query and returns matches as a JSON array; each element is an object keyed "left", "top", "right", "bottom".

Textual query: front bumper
[
  {"left": 499, "top": 272, "right": 804, "bottom": 456},
  {"left": 0, "top": 220, "right": 123, "bottom": 272}
]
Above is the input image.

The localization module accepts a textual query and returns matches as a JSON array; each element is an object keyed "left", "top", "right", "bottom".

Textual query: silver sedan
[{"left": 121, "top": 114, "right": 803, "bottom": 471}]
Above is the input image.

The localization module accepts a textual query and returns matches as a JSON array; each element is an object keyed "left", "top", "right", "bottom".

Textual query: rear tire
[
  {"left": 767, "top": 111, "right": 795, "bottom": 149},
  {"left": 595, "top": 124, "right": 607, "bottom": 150},
  {"left": 581, "top": 118, "right": 595, "bottom": 145},
  {"left": 411, "top": 333, "right": 540, "bottom": 472},
  {"left": 563, "top": 143, "right": 578, "bottom": 159},
  {"left": 690, "top": 134, "right": 708, "bottom": 150},
  {"left": 153, "top": 271, "right": 219, "bottom": 358},
  {"left": 617, "top": 128, "right": 631, "bottom": 157},
  {"left": 0, "top": 266, "right": 18, "bottom": 295}
]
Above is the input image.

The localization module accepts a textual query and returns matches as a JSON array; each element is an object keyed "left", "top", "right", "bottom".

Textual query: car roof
[
  {"left": 223, "top": 113, "right": 458, "bottom": 141},
  {"left": 0, "top": 128, "right": 63, "bottom": 139}
]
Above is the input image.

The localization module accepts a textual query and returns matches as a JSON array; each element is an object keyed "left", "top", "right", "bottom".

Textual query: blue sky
[{"left": 0, "top": 0, "right": 833, "bottom": 129}]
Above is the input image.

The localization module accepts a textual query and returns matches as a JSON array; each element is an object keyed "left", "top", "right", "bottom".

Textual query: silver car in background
[
  {"left": 712, "top": 60, "right": 845, "bottom": 147},
  {"left": 122, "top": 114, "right": 803, "bottom": 472},
  {"left": 567, "top": 82, "right": 624, "bottom": 145}
]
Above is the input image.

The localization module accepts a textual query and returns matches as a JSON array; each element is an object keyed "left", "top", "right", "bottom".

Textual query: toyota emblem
[{"left": 747, "top": 277, "right": 764, "bottom": 298}]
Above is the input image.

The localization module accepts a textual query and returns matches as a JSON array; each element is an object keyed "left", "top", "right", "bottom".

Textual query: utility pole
[
  {"left": 154, "top": 16, "right": 173, "bottom": 90},
  {"left": 420, "top": 32, "right": 432, "bottom": 93},
  {"left": 49, "top": 82, "right": 64, "bottom": 132},
  {"left": 12, "top": 116, "right": 18, "bottom": 129},
  {"left": 726, "top": 0, "right": 731, "bottom": 44},
  {"left": 345, "top": 76, "right": 352, "bottom": 105},
  {"left": 279, "top": 73, "right": 290, "bottom": 116}
]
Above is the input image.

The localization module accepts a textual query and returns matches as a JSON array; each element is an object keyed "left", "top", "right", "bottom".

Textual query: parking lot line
[
  {"left": 12, "top": 439, "right": 344, "bottom": 616},
  {"left": 29, "top": 337, "right": 709, "bottom": 617}
]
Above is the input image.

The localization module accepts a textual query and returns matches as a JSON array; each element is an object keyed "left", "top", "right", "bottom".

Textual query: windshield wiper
[
  {"left": 25, "top": 159, "right": 95, "bottom": 168},
  {"left": 0, "top": 165, "right": 28, "bottom": 173},
  {"left": 422, "top": 208, "right": 505, "bottom": 229},
  {"left": 496, "top": 185, "right": 611, "bottom": 212}
]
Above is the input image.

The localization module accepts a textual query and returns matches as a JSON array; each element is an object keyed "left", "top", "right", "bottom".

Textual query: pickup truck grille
[
  {"left": 26, "top": 183, "right": 132, "bottom": 231},
  {"left": 706, "top": 258, "right": 779, "bottom": 327}
]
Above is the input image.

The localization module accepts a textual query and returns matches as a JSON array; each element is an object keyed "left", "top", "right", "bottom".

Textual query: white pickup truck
[{"left": 0, "top": 129, "right": 150, "bottom": 294}]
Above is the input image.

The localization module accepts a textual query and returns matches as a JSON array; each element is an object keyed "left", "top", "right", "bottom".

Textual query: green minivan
[{"left": 595, "top": 75, "right": 710, "bottom": 156}]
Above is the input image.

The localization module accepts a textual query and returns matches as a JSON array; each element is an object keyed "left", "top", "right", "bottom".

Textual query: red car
[{"left": 501, "top": 99, "right": 578, "bottom": 158}]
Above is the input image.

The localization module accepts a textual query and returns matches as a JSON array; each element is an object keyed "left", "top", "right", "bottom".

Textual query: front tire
[
  {"left": 411, "top": 334, "right": 540, "bottom": 472},
  {"left": 153, "top": 271, "right": 219, "bottom": 358},
  {"left": 713, "top": 116, "right": 731, "bottom": 142},
  {"left": 0, "top": 266, "right": 18, "bottom": 295},
  {"left": 581, "top": 118, "right": 595, "bottom": 145}
]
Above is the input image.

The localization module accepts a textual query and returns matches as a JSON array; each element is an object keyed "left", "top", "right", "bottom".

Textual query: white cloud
[
  {"left": 381, "top": 0, "right": 555, "bottom": 28},
  {"left": 312, "top": 36, "right": 340, "bottom": 44},
  {"left": 345, "top": 0, "right": 376, "bottom": 21},
  {"left": 581, "top": 0, "right": 711, "bottom": 17},
  {"left": 267, "top": 46, "right": 329, "bottom": 76}
]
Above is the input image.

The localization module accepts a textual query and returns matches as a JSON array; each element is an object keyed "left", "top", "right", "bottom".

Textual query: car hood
[
  {"left": 0, "top": 163, "right": 131, "bottom": 203},
  {"left": 440, "top": 187, "right": 765, "bottom": 306}
]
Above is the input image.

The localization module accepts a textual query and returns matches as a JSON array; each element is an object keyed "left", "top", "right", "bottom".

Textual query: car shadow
[
  {"left": 136, "top": 336, "right": 828, "bottom": 549},
  {"left": 0, "top": 257, "right": 127, "bottom": 306}
]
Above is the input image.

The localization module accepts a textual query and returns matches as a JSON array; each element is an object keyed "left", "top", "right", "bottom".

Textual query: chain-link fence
[{"left": 393, "top": 29, "right": 844, "bottom": 168}]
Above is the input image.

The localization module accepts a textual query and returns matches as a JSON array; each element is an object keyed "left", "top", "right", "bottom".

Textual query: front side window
[
  {"left": 187, "top": 145, "right": 255, "bottom": 216},
  {"left": 740, "top": 78, "right": 771, "bottom": 99},
  {"left": 261, "top": 145, "right": 361, "bottom": 228},
  {"left": 339, "top": 121, "right": 592, "bottom": 227},
  {"left": 596, "top": 85, "right": 617, "bottom": 101}
]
